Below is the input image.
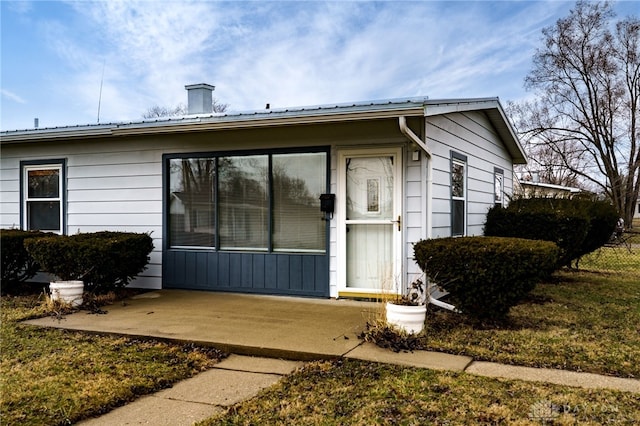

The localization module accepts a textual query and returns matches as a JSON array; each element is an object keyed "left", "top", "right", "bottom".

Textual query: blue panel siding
[
  {"left": 265, "top": 256, "right": 278, "bottom": 290},
  {"left": 164, "top": 250, "right": 329, "bottom": 297}
]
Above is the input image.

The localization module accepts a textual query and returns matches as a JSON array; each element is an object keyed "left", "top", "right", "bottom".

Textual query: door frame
[{"left": 336, "top": 147, "right": 404, "bottom": 297}]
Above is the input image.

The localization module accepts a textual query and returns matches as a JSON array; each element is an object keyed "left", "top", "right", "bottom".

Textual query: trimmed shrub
[
  {"left": 414, "top": 236, "right": 559, "bottom": 321},
  {"left": 484, "top": 197, "right": 617, "bottom": 267},
  {"left": 24, "top": 231, "right": 154, "bottom": 293},
  {"left": 575, "top": 198, "right": 619, "bottom": 259},
  {"left": 1, "top": 229, "right": 47, "bottom": 293}
]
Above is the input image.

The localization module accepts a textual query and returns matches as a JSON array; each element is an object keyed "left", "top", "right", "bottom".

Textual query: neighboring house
[
  {"left": 0, "top": 84, "right": 526, "bottom": 299},
  {"left": 515, "top": 175, "right": 582, "bottom": 199}
]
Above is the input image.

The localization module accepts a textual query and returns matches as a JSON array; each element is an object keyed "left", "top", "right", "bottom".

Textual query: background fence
[{"left": 579, "top": 221, "right": 640, "bottom": 278}]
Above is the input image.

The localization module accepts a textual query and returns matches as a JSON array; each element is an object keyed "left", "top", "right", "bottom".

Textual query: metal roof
[{"left": 0, "top": 96, "right": 526, "bottom": 163}]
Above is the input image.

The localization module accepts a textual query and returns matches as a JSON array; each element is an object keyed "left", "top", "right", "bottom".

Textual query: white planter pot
[
  {"left": 49, "top": 280, "right": 84, "bottom": 307},
  {"left": 386, "top": 302, "right": 427, "bottom": 334}
]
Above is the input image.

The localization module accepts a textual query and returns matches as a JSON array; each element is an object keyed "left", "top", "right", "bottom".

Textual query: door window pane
[
  {"left": 346, "top": 157, "right": 393, "bottom": 220},
  {"left": 273, "top": 152, "right": 326, "bottom": 252},
  {"left": 347, "top": 224, "right": 393, "bottom": 289},
  {"left": 218, "top": 155, "right": 269, "bottom": 250},
  {"left": 168, "top": 158, "right": 216, "bottom": 247}
]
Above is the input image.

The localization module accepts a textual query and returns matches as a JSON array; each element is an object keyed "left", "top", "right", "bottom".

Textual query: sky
[{"left": 1, "top": 0, "right": 638, "bottom": 131}]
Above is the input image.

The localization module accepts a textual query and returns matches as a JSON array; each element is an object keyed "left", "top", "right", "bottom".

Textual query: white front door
[{"left": 338, "top": 148, "right": 402, "bottom": 295}]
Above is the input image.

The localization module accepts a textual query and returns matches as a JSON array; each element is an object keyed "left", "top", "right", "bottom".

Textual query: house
[
  {"left": 0, "top": 84, "right": 526, "bottom": 299},
  {"left": 515, "top": 173, "right": 582, "bottom": 199}
]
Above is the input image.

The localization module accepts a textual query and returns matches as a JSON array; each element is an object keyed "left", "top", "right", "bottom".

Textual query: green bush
[
  {"left": 575, "top": 198, "right": 619, "bottom": 259},
  {"left": 414, "top": 236, "right": 559, "bottom": 321},
  {"left": 1, "top": 229, "right": 47, "bottom": 293},
  {"left": 484, "top": 197, "right": 617, "bottom": 267},
  {"left": 24, "top": 232, "right": 154, "bottom": 293}
]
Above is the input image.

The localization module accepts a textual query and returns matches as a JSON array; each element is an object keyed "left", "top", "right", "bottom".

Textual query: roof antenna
[{"left": 97, "top": 60, "right": 106, "bottom": 123}]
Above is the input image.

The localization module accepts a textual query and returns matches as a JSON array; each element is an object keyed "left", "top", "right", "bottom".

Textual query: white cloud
[
  {"left": 4, "top": 0, "right": 588, "bottom": 128},
  {"left": 1, "top": 89, "right": 27, "bottom": 104}
]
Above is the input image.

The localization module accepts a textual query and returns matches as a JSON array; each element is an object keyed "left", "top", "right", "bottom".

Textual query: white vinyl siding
[
  {"left": 427, "top": 111, "right": 514, "bottom": 238},
  {"left": 1, "top": 141, "right": 163, "bottom": 289},
  {"left": 0, "top": 108, "right": 518, "bottom": 296}
]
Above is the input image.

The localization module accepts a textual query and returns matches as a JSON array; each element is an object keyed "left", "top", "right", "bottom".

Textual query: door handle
[{"left": 393, "top": 215, "right": 401, "bottom": 231}]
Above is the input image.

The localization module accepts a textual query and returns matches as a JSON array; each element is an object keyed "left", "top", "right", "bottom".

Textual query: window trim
[
  {"left": 450, "top": 151, "right": 467, "bottom": 237},
  {"left": 20, "top": 159, "right": 67, "bottom": 234},
  {"left": 163, "top": 146, "right": 330, "bottom": 253}
]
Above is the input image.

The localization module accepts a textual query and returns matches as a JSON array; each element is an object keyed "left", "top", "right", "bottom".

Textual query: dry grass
[
  {"left": 0, "top": 294, "right": 225, "bottom": 426},
  {"left": 202, "top": 266, "right": 640, "bottom": 425},
  {"left": 422, "top": 269, "right": 639, "bottom": 378},
  {"left": 200, "top": 359, "right": 640, "bottom": 425}
]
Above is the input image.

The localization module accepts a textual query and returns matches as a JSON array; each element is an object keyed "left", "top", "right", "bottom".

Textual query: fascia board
[
  {"left": 110, "top": 107, "right": 426, "bottom": 136},
  {"left": 0, "top": 127, "right": 113, "bottom": 144}
]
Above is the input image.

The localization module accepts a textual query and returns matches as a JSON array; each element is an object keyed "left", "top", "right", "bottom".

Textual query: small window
[
  {"left": 494, "top": 168, "right": 504, "bottom": 206},
  {"left": 21, "top": 161, "right": 65, "bottom": 234},
  {"left": 451, "top": 152, "right": 467, "bottom": 237}
]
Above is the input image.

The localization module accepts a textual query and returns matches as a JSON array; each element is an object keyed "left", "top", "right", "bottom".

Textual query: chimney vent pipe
[{"left": 185, "top": 83, "right": 215, "bottom": 114}]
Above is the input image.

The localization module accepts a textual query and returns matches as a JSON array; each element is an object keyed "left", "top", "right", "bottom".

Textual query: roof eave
[{"left": 0, "top": 104, "right": 426, "bottom": 143}]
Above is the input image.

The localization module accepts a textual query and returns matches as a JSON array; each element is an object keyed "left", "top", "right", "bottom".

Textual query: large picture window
[
  {"left": 21, "top": 160, "right": 65, "bottom": 234},
  {"left": 166, "top": 149, "right": 327, "bottom": 253},
  {"left": 451, "top": 152, "right": 467, "bottom": 237}
]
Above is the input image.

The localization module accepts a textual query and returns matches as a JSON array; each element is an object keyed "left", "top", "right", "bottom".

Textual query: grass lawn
[
  {"left": 0, "top": 294, "right": 226, "bottom": 426},
  {"left": 423, "top": 268, "right": 640, "bottom": 378},
  {"left": 200, "top": 254, "right": 640, "bottom": 424},
  {"left": 2, "top": 249, "right": 638, "bottom": 425},
  {"left": 200, "top": 359, "right": 640, "bottom": 425}
]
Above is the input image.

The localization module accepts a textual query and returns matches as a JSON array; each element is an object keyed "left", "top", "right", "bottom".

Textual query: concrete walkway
[{"left": 24, "top": 290, "right": 640, "bottom": 425}]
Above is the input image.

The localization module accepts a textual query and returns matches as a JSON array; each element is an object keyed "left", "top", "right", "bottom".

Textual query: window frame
[
  {"left": 450, "top": 151, "right": 467, "bottom": 237},
  {"left": 163, "top": 146, "right": 330, "bottom": 253},
  {"left": 20, "top": 159, "right": 66, "bottom": 234}
]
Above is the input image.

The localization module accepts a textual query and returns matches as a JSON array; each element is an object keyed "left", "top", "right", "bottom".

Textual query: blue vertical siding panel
[
  {"left": 230, "top": 255, "right": 242, "bottom": 286},
  {"left": 241, "top": 254, "right": 253, "bottom": 287},
  {"left": 218, "top": 252, "right": 230, "bottom": 287},
  {"left": 185, "top": 252, "right": 197, "bottom": 287},
  {"left": 289, "top": 256, "right": 302, "bottom": 290},
  {"left": 164, "top": 251, "right": 174, "bottom": 285},
  {"left": 196, "top": 252, "right": 208, "bottom": 287},
  {"left": 265, "top": 256, "right": 278, "bottom": 289},
  {"left": 207, "top": 251, "right": 217, "bottom": 289},
  {"left": 316, "top": 255, "right": 328, "bottom": 293},
  {"left": 253, "top": 254, "right": 265, "bottom": 288},
  {"left": 302, "top": 256, "right": 315, "bottom": 291},
  {"left": 277, "top": 255, "right": 289, "bottom": 290},
  {"left": 175, "top": 251, "right": 186, "bottom": 287}
]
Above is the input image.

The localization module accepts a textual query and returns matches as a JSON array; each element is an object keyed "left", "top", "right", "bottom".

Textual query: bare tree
[
  {"left": 513, "top": 1, "right": 639, "bottom": 226},
  {"left": 508, "top": 101, "right": 589, "bottom": 188},
  {"left": 143, "top": 100, "right": 229, "bottom": 119}
]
